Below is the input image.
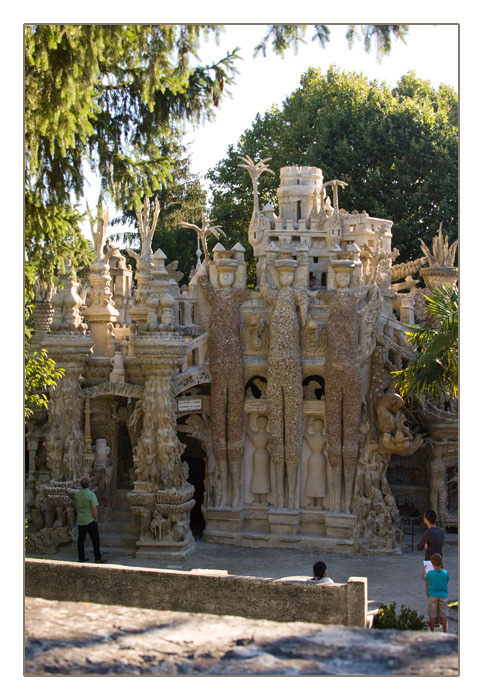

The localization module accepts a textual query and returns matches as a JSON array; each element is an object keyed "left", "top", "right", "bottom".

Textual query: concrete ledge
[{"left": 25, "top": 558, "right": 367, "bottom": 627}]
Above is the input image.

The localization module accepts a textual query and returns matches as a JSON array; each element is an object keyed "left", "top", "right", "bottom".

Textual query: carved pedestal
[
  {"left": 128, "top": 484, "right": 196, "bottom": 560},
  {"left": 325, "top": 513, "right": 356, "bottom": 541},
  {"left": 242, "top": 505, "right": 270, "bottom": 534},
  {"left": 268, "top": 510, "right": 300, "bottom": 535},
  {"left": 202, "top": 506, "right": 244, "bottom": 541},
  {"left": 299, "top": 509, "right": 326, "bottom": 537}
]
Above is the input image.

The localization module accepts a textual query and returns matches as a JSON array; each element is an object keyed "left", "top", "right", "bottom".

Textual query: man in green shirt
[{"left": 74, "top": 477, "right": 107, "bottom": 563}]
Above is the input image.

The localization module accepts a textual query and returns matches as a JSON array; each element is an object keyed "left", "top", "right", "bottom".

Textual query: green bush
[{"left": 373, "top": 602, "right": 425, "bottom": 630}]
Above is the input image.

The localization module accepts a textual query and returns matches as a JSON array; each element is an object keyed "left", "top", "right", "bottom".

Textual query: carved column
[
  {"left": 27, "top": 261, "right": 94, "bottom": 551},
  {"left": 399, "top": 295, "right": 415, "bottom": 325},
  {"left": 127, "top": 335, "right": 195, "bottom": 560}
]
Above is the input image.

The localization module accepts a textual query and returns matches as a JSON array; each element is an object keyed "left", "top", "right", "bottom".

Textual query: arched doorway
[{"left": 178, "top": 433, "right": 207, "bottom": 539}]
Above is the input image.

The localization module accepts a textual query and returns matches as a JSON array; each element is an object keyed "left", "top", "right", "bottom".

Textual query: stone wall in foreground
[{"left": 25, "top": 558, "right": 367, "bottom": 627}]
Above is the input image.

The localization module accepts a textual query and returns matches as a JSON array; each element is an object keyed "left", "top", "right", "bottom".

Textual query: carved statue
[
  {"left": 317, "top": 261, "right": 366, "bottom": 513},
  {"left": 242, "top": 314, "right": 269, "bottom": 355},
  {"left": 260, "top": 257, "right": 308, "bottom": 510},
  {"left": 150, "top": 513, "right": 171, "bottom": 540},
  {"left": 110, "top": 351, "right": 126, "bottom": 383},
  {"left": 304, "top": 417, "right": 328, "bottom": 508},
  {"left": 377, "top": 392, "right": 424, "bottom": 456},
  {"left": 62, "top": 428, "right": 84, "bottom": 481},
  {"left": 247, "top": 414, "right": 271, "bottom": 504},
  {"left": 199, "top": 259, "right": 250, "bottom": 507},
  {"left": 139, "top": 506, "right": 152, "bottom": 540}
]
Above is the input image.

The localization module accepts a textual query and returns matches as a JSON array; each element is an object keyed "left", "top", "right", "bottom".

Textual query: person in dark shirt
[
  {"left": 417, "top": 509, "right": 445, "bottom": 561},
  {"left": 417, "top": 509, "right": 445, "bottom": 625}
]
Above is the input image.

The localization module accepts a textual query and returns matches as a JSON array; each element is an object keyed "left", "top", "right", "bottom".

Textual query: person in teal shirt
[
  {"left": 424, "top": 553, "right": 450, "bottom": 632},
  {"left": 74, "top": 477, "right": 107, "bottom": 563}
]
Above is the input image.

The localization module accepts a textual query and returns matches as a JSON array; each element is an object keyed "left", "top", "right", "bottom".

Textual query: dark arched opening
[
  {"left": 303, "top": 374, "right": 325, "bottom": 400},
  {"left": 245, "top": 375, "right": 267, "bottom": 399},
  {"left": 117, "top": 421, "right": 134, "bottom": 489},
  {"left": 178, "top": 433, "right": 206, "bottom": 539}
]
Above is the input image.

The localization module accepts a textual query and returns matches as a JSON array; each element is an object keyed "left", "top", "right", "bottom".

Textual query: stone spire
[{"left": 82, "top": 206, "right": 119, "bottom": 356}]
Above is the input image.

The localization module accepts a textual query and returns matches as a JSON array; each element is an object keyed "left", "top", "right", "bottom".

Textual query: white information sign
[{"left": 177, "top": 399, "right": 202, "bottom": 412}]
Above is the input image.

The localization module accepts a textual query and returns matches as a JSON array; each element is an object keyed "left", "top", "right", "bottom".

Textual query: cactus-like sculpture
[
  {"left": 324, "top": 179, "right": 348, "bottom": 214},
  {"left": 238, "top": 155, "right": 274, "bottom": 242},
  {"left": 419, "top": 223, "right": 458, "bottom": 268},
  {"left": 180, "top": 214, "right": 226, "bottom": 263},
  {"left": 88, "top": 201, "right": 115, "bottom": 269},
  {"left": 127, "top": 196, "right": 160, "bottom": 269},
  {"left": 419, "top": 223, "right": 458, "bottom": 293}
]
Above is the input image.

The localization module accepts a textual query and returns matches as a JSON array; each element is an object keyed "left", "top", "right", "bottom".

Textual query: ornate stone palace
[{"left": 25, "top": 160, "right": 458, "bottom": 558}]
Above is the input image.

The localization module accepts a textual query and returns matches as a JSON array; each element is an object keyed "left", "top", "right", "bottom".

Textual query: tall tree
[
  {"left": 207, "top": 66, "right": 458, "bottom": 264},
  {"left": 25, "top": 24, "right": 238, "bottom": 300}
]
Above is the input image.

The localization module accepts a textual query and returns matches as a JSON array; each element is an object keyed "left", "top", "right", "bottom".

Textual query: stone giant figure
[
  {"left": 199, "top": 258, "right": 250, "bottom": 507},
  {"left": 260, "top": 258, "right": 308, "bottom": 510},
  {"left": 317, "top": 260, "right": 364, "bottom": 514}
]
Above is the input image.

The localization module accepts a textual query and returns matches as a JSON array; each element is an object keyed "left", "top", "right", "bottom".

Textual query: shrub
[{"left": 373, "top": 602, "right": 425, "bottom": 630}]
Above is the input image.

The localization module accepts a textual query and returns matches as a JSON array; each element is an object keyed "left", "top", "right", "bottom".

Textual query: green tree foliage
[
  {"left": 207, "top": 66, "right": 458, "bottom": 263},
  {"left": 24, "top": 308, "right": 65, "bottom": 420},
  {"left": 25, "top": 23, "right": 238, "bottom": 301},
  {"left": 393, "top": 285, "right": 458, "bottom": 402},
  {"left": 25, "top": 349, "right": 65, "bottom": 420},
  {"left": 254, "top": 24, "right": 408, "bottom": 61}
]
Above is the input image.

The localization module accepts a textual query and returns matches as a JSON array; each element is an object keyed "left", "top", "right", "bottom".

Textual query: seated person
[{"left": 310, "top": 560, "right": 334, "bottom": 584}]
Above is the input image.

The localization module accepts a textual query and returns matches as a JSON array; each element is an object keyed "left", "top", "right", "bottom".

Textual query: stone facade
[{"left": 25, "top": 161, "right": 458, "bottom": 558}]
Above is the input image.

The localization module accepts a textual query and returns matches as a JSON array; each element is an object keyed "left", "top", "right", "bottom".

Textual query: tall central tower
[{"left": 276, "top": 165, "right": 324, "bottom": 224}]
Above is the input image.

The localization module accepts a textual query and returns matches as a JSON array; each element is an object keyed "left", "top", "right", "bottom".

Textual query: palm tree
[{"left": 393, "top": 284, "right": 458, "bottom": 402}]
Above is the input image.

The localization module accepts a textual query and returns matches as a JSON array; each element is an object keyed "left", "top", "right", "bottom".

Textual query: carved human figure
[
  {"left": 317, "top": 262, "right": 364, "bottom": 513},
  {"left": 63, "top": 428, "right": 84, "bottom": 482},
  {"left": 377, "top": 392, "right": 424, "bottom": 456},
  {"left": 139, "top": 506, "right": 152, "bottom": 540},
  {"left": 247, "top": 414, "right": 271, "bottom": 504},
  {"left": 304, "top": 418, "right": 328, "bottom": 508},
  {"left": 199, "top": 259, "right": 250, "bottom": 507},
  {"left": 260, "top": 259, "right": 308, "bottom": 510}
]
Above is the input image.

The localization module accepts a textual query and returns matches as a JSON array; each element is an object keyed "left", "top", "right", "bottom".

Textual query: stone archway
[
  {"left": 178, "top": 433, "right": 207, "bottom": 538},
  {"left": 84, "top": 382, "right": 143, "bottom": 511}
]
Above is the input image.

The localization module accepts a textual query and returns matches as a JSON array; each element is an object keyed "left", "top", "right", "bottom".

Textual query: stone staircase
[{"left": 97, "top": 508, "right": 139, "bottom": 559}]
